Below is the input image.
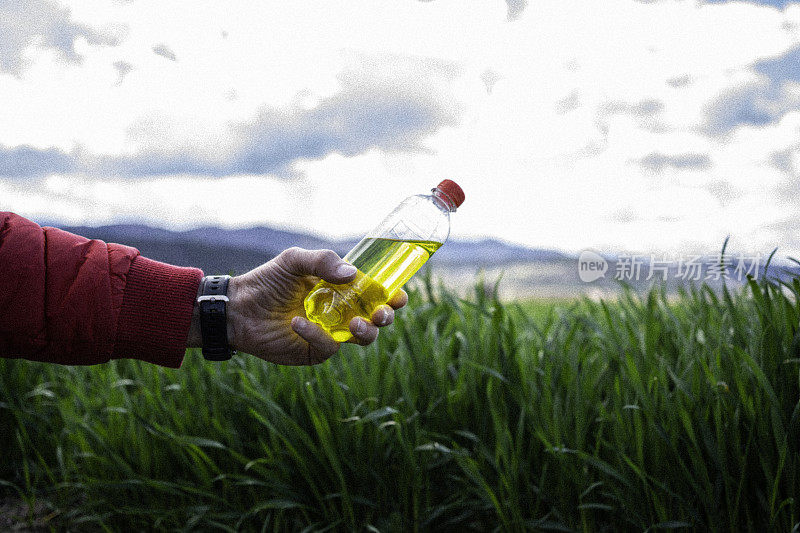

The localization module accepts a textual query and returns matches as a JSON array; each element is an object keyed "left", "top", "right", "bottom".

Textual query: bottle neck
[{"left": 431, "top": 188, "right": 457, "bottom": 212}]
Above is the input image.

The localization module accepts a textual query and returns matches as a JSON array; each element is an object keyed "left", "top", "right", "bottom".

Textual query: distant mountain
[
  {"left": 54, "top": 222, "right": 798, "bottom": 299},
  {"left": 434, "top": 238, "right": 567, "bottom": 265},
  {"left": 59, "top": 223, "right": 566, "bottom": 275}
]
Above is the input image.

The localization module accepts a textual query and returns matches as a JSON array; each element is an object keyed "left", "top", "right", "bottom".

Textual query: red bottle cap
[{"left": 436, "top": 179, "right": 465, "bottom": 209}]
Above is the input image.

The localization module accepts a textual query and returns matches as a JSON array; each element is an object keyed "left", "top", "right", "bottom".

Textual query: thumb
[{"left": 275, "top": 247, "right": 358, "bottom": 284}]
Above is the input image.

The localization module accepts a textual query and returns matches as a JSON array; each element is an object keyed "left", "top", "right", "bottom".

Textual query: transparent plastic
[{"left": 304, "top": 187, "right": 457, "bottom": 341}]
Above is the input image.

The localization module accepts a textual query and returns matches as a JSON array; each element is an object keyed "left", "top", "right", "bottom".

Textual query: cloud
[
  {"left": 704, "top": 0, "right": 797, "bottom": 9},
  {"left": 111, "top": 64, "right": 459, "bottom": 177},
  {"left": 753, "top": 44, "right": 800, "bottom": 84},
  {"left": 0, "top": 59, "right": 460, "bottom": 179},
  {"left": 113, "top": 60, "right": 133, "bottom": 85},
  {"left": 505, "top": 0, "right": 528, "bottom": 20},
  {"left": 637, "top": 152, "right": 712, "bottom": 173},
  {"left": 769, "top": 142, "right": 799, "bottom": 174},
  {"left": 152, "top": 43, "right": 177, "bottom": 61},
  {"left": 702, "top": 82, "right": 777, "bottom": 135},
  {"left": 666, "top": 74, "right": 692, "bottom": 88},
  {"left": 555, "top": 90, "right": 581, "bottom": 114},
  {"left": 705, "top": 180, "right": 740, "bottom": 207},
  {"left": 608, "top": 207, "right": 639, "bottom": 223},
  {"left": 595, "top": 98, "right": 667, "bottom": 134},
  {"left": 0, "top": 0, "right": 121, "bottom": 75},
  {"left": 643, "top": 0, "right": 795, "bottom": 6},
  {"left": 703, "top": 45, "right": 800, "bottom": 136},
  {"left": 601, "top": 99, "right": 664, "bottom": 116},
  {"left": 761, "top": 213, "right": 800, "bottom": 256},
  {"left": 0, "top": 144, "right": 76, "bottom": 177},
  {"left": 703, "top": 81, "right": 800, "bottom": 136}
]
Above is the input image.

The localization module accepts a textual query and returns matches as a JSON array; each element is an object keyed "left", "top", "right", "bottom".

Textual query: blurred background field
[{"left": 2, "top": 274, "right": 800, "bottom": 531}]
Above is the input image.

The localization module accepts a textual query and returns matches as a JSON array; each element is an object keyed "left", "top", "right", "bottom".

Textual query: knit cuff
[{"left": 111, "top": 256, "right": 203, "bottom": 368}]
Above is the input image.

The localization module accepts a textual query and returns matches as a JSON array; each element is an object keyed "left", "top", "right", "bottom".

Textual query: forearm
[
  {"left": 0, "top": 211, "right": 203, "bottom": 367},
  {"left": 0, "top": 213, "right": 145, "bottom": 365}
]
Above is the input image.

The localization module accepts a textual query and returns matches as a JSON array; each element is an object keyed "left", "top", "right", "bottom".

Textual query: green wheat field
[{"left": 2, "top": 272, "right": 800, "bottom": 531}]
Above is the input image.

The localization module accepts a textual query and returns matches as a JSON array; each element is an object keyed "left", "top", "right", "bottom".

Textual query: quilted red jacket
[{"left": 0, "top": 212, "right": 202, "bottom": 368}]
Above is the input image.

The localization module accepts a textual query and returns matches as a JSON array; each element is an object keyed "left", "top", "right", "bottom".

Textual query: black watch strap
[{"left": 197, "top": 275, "right": 235, "bottom": 361}]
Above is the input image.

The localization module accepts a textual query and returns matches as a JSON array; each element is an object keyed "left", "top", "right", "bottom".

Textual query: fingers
[
  {"left": 292, "top": 306, "right": 391, "bottom": 354},
  {"left": 387, "top": 289, "right": 408, "bottom": 310},
  {"left": 291, "top": 317, "right": 340, "bottom": 362},
  {"left": 371, "top": 304, "right": 394, "bottom": 327},
  {"left": 349, "top": 316, "right": 378, "bottom": 345},
  {"left": 276, "top": 247, "right": 357, "bottom": 284},
  {"left": 351, "top": 302, "right": 397, "bottom": 343},
  {"left": 349, "top": 294, "right": 403, "bottom": 345}
]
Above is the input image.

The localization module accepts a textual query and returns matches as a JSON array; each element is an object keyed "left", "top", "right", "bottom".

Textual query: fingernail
[
  {"left": 376, "top": 307, "right": 388, "bottom": 325},
  {"left": 355, "top": 318, "right": 367, "bottom": 335},
  {"left": 336, "top": 263, "right": 357, "bottom": 277}
]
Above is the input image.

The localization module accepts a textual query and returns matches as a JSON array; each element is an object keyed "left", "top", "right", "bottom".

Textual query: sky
[{"left": 1, "top": 0, "right": 799, "bottom": 257}]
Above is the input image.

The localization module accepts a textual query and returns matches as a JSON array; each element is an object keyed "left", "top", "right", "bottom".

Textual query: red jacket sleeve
[{"left": 0, "top": 212, "right": 203, "bottom": 368}]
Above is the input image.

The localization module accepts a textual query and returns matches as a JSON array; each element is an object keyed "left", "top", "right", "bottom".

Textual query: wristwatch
[{"left": 197, "top": 275, "right": 235, "bottom": 361}]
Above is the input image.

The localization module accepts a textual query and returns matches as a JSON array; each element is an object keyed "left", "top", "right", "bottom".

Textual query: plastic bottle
[{"left": 304, "top": 180, "right": 465, "bottom": 342}]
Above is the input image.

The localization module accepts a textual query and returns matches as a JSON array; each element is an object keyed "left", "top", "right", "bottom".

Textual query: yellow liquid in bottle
[{"left": 304, "top": 237, "right": 442, "bottom": 342}]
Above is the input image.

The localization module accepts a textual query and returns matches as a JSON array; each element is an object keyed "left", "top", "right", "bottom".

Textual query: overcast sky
[{"left": 1, "top": 0, "right": 799, "bottom": 256}]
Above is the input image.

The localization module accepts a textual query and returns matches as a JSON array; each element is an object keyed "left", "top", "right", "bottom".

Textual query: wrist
[
  {"left": 195, "top": 275, "right": 237, "bottom": 360},
  {"left": 226, "top": 276, "right": 242, "bottom": 352},
  {"left": 187, "top": 301, "right": 201, "bottom": 348},
  {"left": 187, "top": 275, "right": 243, "bottom": 353}
]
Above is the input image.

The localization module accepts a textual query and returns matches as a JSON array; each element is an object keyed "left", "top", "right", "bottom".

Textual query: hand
[{"left": 188, "top": 248, "right": 408, "bottom": 365}]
